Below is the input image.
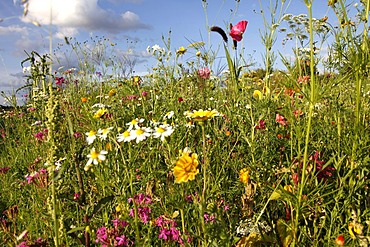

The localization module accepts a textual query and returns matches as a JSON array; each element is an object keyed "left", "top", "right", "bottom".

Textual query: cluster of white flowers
[
  {"left": 117, "top": 113, "right": 175, "bottom": 144},
  {"left": 236, "top": 219, "right": 272, "bottom": 237},
  {"left": 84, "top": 111, "right": 176, "bottom": 171},
  {"left": 146, "top": 44, "right": 172, "bottom": 62}
]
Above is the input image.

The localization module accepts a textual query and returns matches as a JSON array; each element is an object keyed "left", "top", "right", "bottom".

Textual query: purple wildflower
[
  {"left": 0, "top": 167, "right": 10, "bottom": 174},
  {"left": 115, "top": 235, "right": 129, "bottom": 246},
  {"left": 55, "top": 77, "right": 65, "bottom": 86},
  {"left": 96, "top": 226, "right": 109, "bottom": 246}
]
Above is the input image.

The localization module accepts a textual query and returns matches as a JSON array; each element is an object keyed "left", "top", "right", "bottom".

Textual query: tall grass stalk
[
  {"left": 293, "top": 0, "right": 316, "bottom": 244},
  {"left": 44, "top": 3, "right": 60, "bottom": 246},
  {"left": 259, "top": 0, "right": 291, "bottom": 89},
  {"left": 200, "top": 123, "right": 208, "bottom": 246}
]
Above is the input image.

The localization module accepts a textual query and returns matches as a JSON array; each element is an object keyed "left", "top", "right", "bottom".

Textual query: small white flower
[
  {"left": 22, "top": 66, "right": 31, "bottom": 74},
  {"left": 185, "top": 121, "right": 195, "bottom": 128},
  {"left": 152, "top": 44, "right": 162, "bottom": 52},
  {"left": 54, "top": 157, "right": 66, "bottom": 171},
  {"left": 131, "top": 126, "right": 152, "bottom": 143},
  {"left": 150, "top": 119, "right": 160, "bottom": 127},
  {"left": 91, "top": 103, "right": 110, "bottom": 108},
  {"left": 31, "top": 120, "right": 42, "bottom": 126},
  {"left": 117, "top": 130, "right": 136, "bottom": 143},
  {"left": 152, "top": 124, "right": 174, "bottom": 141},
  {"left": 85, "top": 148, "right": 108, "bottom": 171},
  {"left": 126, "top": 118, "right": 145, "bottom": 131},
  {"left": 85, "top": 130, "right": 97, "bottom": 145},
  {"left": 164, "top": 111, "right": 174, "bottom": 119},
  {"left": 97, "top": 127, "right": 113, "bottom": 140}
]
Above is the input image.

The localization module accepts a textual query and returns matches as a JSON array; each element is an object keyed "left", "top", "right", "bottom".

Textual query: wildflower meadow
[{"left": 1, "top": 0, "right": 370, "bottom": 246}]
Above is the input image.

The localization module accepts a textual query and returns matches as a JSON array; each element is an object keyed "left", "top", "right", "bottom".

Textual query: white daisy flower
[
  {"left": 126, "top": 118, "right": 145, "bottom": 131},
  {"left": 152, "top": 124, "right": 174, "bottom": 141},
  {"left": 84, "top": 148, "right": 108, "bottom": 171},
  {"left": 164, "top": 111, "right": 174, "bottom": 119},
  {"left": 97, "top": 127, "right": 113, "bottom": 140},
  {"left": 85, "top": 130, "right": 97, "bottom": 145},
  {"left": 185, "top": 121, "right": 195, "bottom": 128},
  {"left": 91, "top": 103, "right": 108, "bottom": 108},
  {"left": 131, "top": 126, "right": 152, "bottom": 143},
  {"left": 117, "top": 130, "right": 136, "bottom": 143}
]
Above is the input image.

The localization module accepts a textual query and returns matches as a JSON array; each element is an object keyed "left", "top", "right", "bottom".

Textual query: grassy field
[{"left": 1, "top": 0, "right": 370, "bottom": 246}]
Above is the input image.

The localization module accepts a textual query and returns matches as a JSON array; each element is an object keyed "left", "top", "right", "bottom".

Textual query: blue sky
[{"left": 0, "top": 0, "right": 343, "bottom": 103}]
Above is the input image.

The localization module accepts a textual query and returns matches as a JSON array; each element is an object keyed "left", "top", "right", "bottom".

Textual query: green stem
[
  {"left": 200, "top": 123, "right": 208, "bottom": 245},
  {"left": 294, "top": 1, "right": 315, "bottom": 245}
]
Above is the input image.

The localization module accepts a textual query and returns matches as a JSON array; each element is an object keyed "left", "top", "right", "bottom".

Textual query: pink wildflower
[
  {"left": 198, "top": 68, "right": 211, "bottom": 79},
  {"left": 229, "top": 20, "right": 248, "bottom": 42},
  {"left": 55, "top": 77, "right": 65, "bottom": 86},
  {"left": 255, "top": 120, "right": 266, "bottom": 130},
  {"left": 276, "top": 113, "right": 287, "bottom": 126}
]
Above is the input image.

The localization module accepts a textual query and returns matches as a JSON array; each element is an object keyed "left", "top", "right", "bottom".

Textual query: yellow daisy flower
[
  {"left": 185, "top": 109, "right": 219, "bottom": 122},
  {"left": 173, "top": 149, "right": 199, "bottom": 183},
  {"left": 239, "top": 168, "right": 250, "bottom": 185}
]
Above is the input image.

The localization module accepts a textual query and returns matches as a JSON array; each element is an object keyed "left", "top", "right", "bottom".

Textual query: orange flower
[
  {"left": 335, "top": 235, "right": 344, "bottom": 246},
  {"left": 81, "top": 97, "right": 88, "bottom": 103},
  {"left": 173, "top": 149, "right": 199, "bottom": 183},
  {"left": 239, "top": 168, "right": 250, "bottom": 185}
]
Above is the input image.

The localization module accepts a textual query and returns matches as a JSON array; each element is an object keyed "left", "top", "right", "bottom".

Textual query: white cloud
[
  {"left": 55, "top": 27, "right": 78, "bottom": 40},
  {"left": 21, "top": 0, "right": 150, "bottom": 33},
  {"left": 0, "top": 25, "right": 28, "bottom": 36}
]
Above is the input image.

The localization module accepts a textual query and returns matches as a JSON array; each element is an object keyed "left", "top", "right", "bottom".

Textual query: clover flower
[
  {"left": 198, "top": 68, "right": 211, "bottom": 79},
  {"left": 276, "top": 113, "right": 287, "bottom": 126},
  {"left": 255, "top": 120, "right": 266, "bottom": 130}
]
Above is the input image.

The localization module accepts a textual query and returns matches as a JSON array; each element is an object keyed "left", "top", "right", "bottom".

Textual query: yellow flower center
[
  {"left": 108, "top": 89, "right": 116, "bottom": 97},
  {"left": 94, "top": 108, "right": 106, "bottom": 118},
  {"left": 253, "top": 90, "right": 262, "bottom": 100},
  {"left": 136, "top": 129, "right": 144, "bottom": 135},
  {"left": 156, "top": 127, "right": 165, "bottom": 133},
  {"left": 90, "top": 150, "right": 99, "bottom": 159},
  {"left": 123, "top": 131, "right": 130, "bottom": 137},
  {"left": 88, "top": 130, "right": 97, "bottom": 136}
]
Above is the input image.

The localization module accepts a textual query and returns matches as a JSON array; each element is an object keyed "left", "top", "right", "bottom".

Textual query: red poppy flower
[{"left": 229, "top": 20, "right": 248, "bottom": 42}]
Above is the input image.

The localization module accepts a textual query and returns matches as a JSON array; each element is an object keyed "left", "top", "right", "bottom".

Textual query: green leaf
[
  {"left": 67, "top": 226, "right": 85, "bottom": 234},
  {"left": 90, "top": 195, "right": 114, "bottom": 218},
  {"left": 277, "top": 219, "right": 293, "bottom": 247}
]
